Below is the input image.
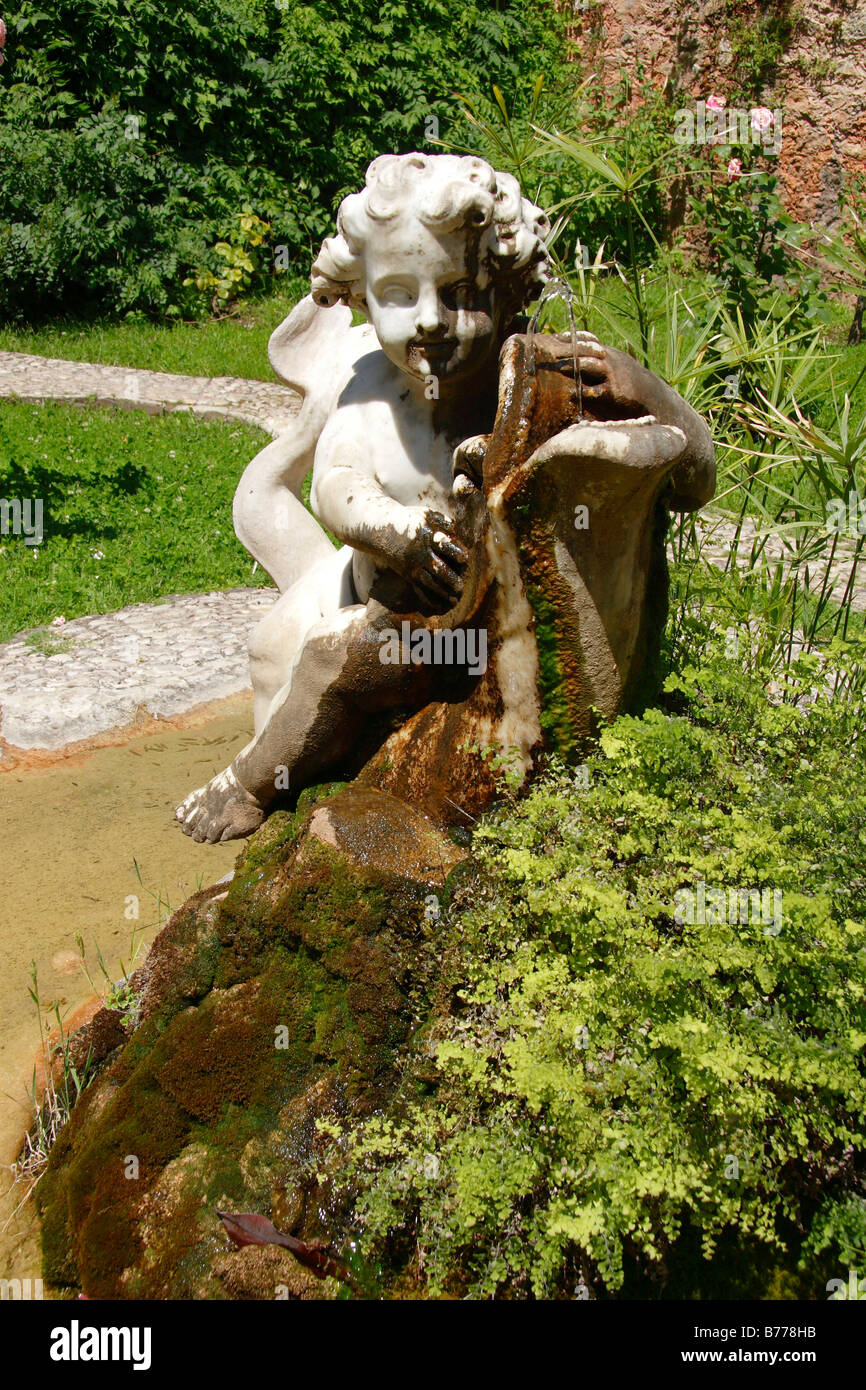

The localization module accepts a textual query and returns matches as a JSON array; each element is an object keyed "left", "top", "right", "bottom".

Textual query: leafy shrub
[
  {"left": 458, "top": 69, "right": 677, "bottom": 278},
  {"left": 685, "top": 169, "right": 826, "bottom": 333},
  {"left": 326, "top": 643, "right": 866, "bottom": 1298},
  {"left": 0, "top": 0, "right": 567, "bottom": 321},
  {"left": 184, "top": 206, "right": 281, "bottom": 316}
]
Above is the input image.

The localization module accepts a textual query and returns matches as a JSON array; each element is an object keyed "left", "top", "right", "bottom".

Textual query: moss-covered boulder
[{"left": 36, "top": 783, "right": 465, "bottom": 1299}]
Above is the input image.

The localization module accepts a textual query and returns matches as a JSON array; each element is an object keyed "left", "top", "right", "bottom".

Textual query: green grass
[
  {"left": 0, "top": 400, "right": 275, "bottom": 643},
  {"left": 820, "top": 338, "right": 866, "bottom": 422},
  {"left": 0, "top": 284, "right": 308, "bottom": 381}
]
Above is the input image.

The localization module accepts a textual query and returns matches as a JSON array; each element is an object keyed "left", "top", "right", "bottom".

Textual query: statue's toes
[
  {"left": 176, "top": 793, "right": 200, "bottom": 828},
  {"left": 176, "top": 789, "right": 211, "bottom": 839},
  {"left": 176, "top": 774, "right": 264, "bottom": 843}
]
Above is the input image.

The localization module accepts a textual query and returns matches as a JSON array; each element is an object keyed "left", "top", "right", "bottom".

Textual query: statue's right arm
[{"left": 311, "top": 415, "right": 469, "bottom": 606}]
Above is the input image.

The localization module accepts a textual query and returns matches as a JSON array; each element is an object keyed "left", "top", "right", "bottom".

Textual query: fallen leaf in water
[{"left": 216, "top": 1210, "right": 360, "bottom": 1291}]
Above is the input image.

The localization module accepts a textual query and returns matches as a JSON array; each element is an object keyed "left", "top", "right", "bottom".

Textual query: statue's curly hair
[{"left": 311, "top": 152, "right": 550, "bottom": 316}]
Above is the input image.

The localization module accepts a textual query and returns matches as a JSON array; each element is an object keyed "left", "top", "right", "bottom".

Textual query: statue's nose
[{"left": 415, "top": 290, "right": 442, "bottom": 336}]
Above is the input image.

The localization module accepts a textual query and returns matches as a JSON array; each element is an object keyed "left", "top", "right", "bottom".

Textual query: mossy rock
[{"left": 36, "top": 785, "right": 466, "bottom": 1299}]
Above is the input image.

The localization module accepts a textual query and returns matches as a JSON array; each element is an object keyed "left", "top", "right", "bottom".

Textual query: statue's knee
[{"left": 301, "top": 611, "right": 373, "bottom": 690}]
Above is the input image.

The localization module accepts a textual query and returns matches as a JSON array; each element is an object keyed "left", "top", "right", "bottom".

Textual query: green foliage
[
  {"left": 14, "top": 963, "right": 96, "bottom": 1189},
  {"left": 184, "top": 206, "right": 284, "bottom": 316},
  {"left": 457, "top": 70, "right": 675, "bottom": 284},
  {"left": 328, "top": 643, "right": 866, "bottom": 1298},
  {"left": 818, "top": 176, "right": 866, "bottom": 343},
  {"left": 0, "top": 400, "right": 274, "bottom": 641},
  {"left": 685, "top": 170, "right": 827, "bottom": 334},
  {"left": 74, "top": 922, "right": 145, "bottom": 1027},
  {"left": 0, "top": 0, "right": 567, "bottom": 321},
  {"left": 724, "top": 1, "right": 802, "bottom": 100}
]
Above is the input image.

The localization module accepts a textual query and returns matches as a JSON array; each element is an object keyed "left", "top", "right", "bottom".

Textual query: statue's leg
[
  {"left": 248, "top": 544, "right": 355, "bottom": 732},
  {"left": 176, "top": 605, "right": 428, "bottom": 843}
]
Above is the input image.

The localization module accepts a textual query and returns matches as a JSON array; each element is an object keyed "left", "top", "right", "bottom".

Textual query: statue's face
[{"left": 362, "top": 220, "right": 503, "bottom": 387}]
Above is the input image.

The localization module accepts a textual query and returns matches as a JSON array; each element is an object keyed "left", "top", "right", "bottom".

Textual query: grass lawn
[
  {"left": 0, "top": 400, "right": 275, "bottom": 643},
  {"left": 0, "top": 284, "right": 308, "bottom": 382}
]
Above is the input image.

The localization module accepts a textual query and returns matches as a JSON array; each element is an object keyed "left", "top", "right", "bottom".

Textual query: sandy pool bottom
[{"left": 0, "top": 698, "right": 253, "bottom": 1282}]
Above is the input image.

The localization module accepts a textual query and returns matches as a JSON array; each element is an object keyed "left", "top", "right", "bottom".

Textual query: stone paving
[
  {"left": 691, "top": 513, "right": 866, "bottom": 613},
  {"left": 0, "top": 588, "right": 276, "bottom": 751},
  {"left": 0, "top": 350, "right": 300, "bottom": 435},
  {"left": 0, "top": 349, "right": 863, "bottom": 754}
]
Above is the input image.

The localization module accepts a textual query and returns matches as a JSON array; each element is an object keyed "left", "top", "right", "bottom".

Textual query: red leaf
[
  {"left": 217, "top": 1211, "right": 283, "bottom": 1249},
  {"left": 217, "top": 1210, "right": 360, "bottom": 1291}
]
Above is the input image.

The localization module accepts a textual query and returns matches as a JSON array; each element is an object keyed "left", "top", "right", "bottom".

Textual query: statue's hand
[
  {"left": 391, "top": 506, "right": 469, "bottom": 607},
  {"left": 564, "top": 338, "right": 639, "bottom": 411},
  {"left": 566, "top": 339, "right": 663, "bottom": 421},
  {"left": 452, "top": 435, "right": 489, "bottom": 488}
]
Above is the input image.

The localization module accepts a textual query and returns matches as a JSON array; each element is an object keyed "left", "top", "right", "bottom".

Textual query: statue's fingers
[
  {"left": 413, "top": 569, "right": 452, "bottom": 604},
  {"left": 418, "top": 560, "right": 460, "bottom": 602},
  {"left": 432, "top": 530, "right": 468, "bottom": 567},
  {"left": 430, "top": 552, "right": 464, "bottom": 585},
  {"left": 576, "top": 355, "right": 607, "bottom": 377}
]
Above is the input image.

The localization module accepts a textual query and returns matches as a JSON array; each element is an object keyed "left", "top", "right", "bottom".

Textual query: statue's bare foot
[{"left": 175, "top": 765, "right": 267, "bottom": 843}]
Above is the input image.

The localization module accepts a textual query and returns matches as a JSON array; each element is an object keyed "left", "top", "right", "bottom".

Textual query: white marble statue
[{"left": 176, "top": 152, "right": 551, "bottom": 841}]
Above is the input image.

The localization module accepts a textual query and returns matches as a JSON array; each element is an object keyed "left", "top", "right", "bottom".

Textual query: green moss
[
  {"left": 724, "top": 0, "right": 802, "bottom": 99},
  {"left": 524, "top": 582, "right": 582, "bottom": 757},
  {"left": 37, "top": 786, "right": 447, "bottom": 1297}
]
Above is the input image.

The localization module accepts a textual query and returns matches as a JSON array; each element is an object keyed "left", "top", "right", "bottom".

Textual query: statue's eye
[
  {"left": 440, "top": 281, "right": 478, "bottom": 311},
  {"left": 379, "top": 283, "right": 414, "bottom": 307}
]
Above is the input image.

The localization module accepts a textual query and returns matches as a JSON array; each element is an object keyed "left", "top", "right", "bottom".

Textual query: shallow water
[{"left": 0, "top": 699, "right": 253, "bottom": 1280}]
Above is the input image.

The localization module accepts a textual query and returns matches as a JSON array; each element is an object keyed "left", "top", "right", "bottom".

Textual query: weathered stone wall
[{"left": 565, "top": 0, "right": 866, "bottom": 225}]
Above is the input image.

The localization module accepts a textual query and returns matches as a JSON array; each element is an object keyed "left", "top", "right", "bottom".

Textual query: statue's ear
[{"left": 268, "top": 294, "right": 354, "bottom": 397}]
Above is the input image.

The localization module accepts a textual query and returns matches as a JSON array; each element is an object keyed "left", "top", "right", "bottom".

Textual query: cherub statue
[{"left": 176, "top": 152, "right": 714, "bottom": 843}]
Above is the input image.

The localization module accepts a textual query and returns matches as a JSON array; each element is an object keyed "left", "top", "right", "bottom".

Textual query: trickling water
[{"left": 527, "top": 278, "right": 584, "bottom": 420}]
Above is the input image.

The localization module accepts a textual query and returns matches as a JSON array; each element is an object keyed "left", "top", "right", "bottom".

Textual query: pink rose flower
[
  {"left": 706, "top": 94, "right": 726, "bottom": 110},
  {"left": 727, "top": 158, "right": 742, "bottom": 179},
  {"left": 0, "top": 18, "right": 6, "bottom": 47},
  {"left": 750, "top": 106, "right": 775, "bottom": 133}
]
